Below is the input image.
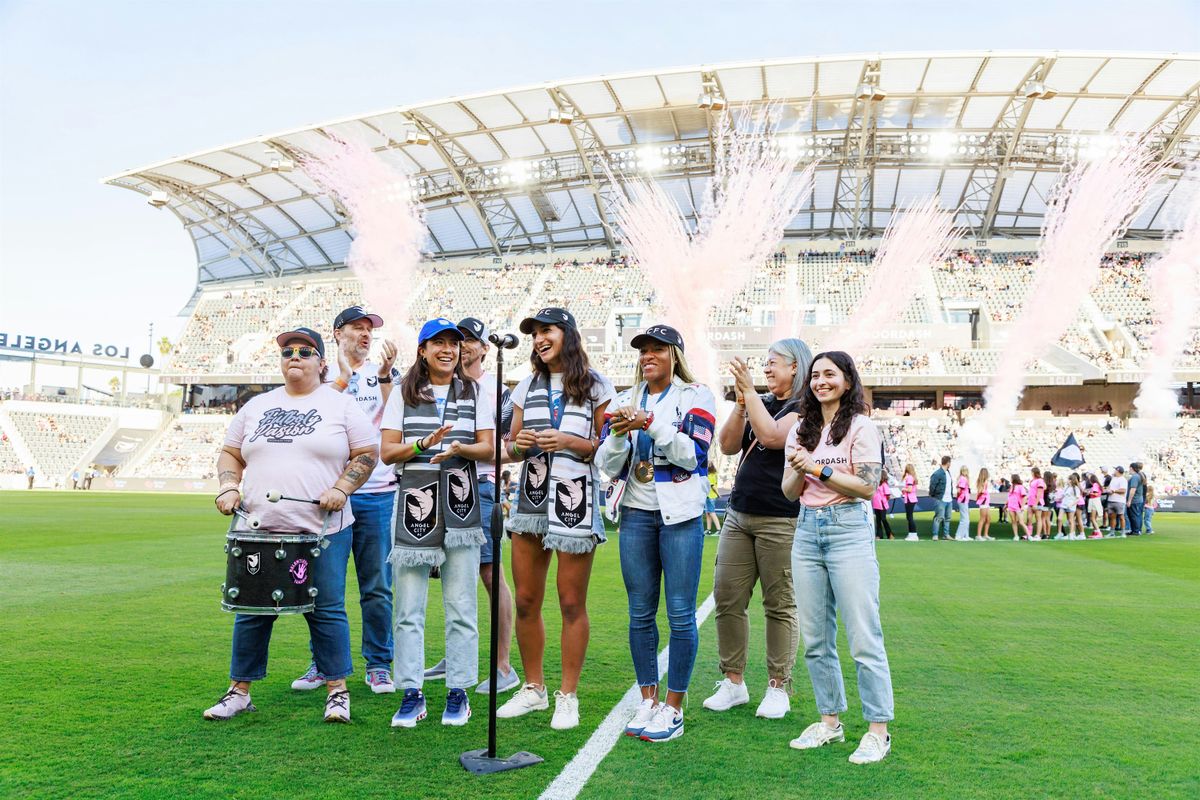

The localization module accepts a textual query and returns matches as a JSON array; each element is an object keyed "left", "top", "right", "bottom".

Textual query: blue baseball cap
[
  {"left": 276, "top": 326, "right": 325, "bottom": 357},
  {"left": 418, "top": 318, "right": 465, "bottom": 344}
]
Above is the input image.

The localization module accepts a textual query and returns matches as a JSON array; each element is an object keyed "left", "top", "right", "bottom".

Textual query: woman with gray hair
[{"left": 704, "top": 338, "right": 812, "bottom": 721}]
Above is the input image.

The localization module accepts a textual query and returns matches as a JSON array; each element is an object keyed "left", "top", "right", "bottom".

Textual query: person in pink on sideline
[
  {"left": 1086, "top": 473, "right": 1105, "bottom": 537},
  {"left": 953, "top": 466, "right": 971, "bottom": 541},
  {"left": 1027, "top": 467, "right": 1047, "bottom": 540},
  {"left": 781, "top": 351, "right": 893, "bottom": 765},
  {"left": 1006, "top": 475, "right": 1028, "bottom": 540},
  {"left": 974, "top": 468, "right": 993, "bottom": 541},
  {"left": 204, "top": 326, "right": 380, "bottom": 725},
  {"left": 901, "top": 464, "right": 919, "bottom": 541},
  {"left": 871, "top": 469, "right": 894, "bottom": 540}
]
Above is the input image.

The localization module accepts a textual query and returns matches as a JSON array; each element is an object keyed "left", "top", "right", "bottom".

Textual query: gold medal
[{"left": 634, "top": 460, "right": 654, "bottom": 483}]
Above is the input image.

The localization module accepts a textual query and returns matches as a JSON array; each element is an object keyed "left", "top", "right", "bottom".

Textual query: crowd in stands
[
  {"left": 6, "top": 410, "right": 111, "bottom": 478},
  {"left": 128, "top": 417, "right": 230, "bottom": 480}
]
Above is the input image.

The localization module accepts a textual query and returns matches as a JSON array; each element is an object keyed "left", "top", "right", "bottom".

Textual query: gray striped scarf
[
  {"left": 391, "top": 377, "right": 485, "bottom": 568},
  {"left": 507, "top": 372, "right": 600, "bottom": 553}
]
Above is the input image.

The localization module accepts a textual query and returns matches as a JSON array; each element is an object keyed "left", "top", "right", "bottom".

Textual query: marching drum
[{"left": 222, "top": 530, "right": 322, "bottom": 615}]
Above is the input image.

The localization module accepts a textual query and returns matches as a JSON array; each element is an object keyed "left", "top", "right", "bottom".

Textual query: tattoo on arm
[
  {"left": 855, "top": 463, "right": 881, "bottom": 493},
  {"left": 341, "top": 453, "right": 378, "bottom": 487},
  {"left": 219, "top": 469, "right": 239, "bottom": 485}
]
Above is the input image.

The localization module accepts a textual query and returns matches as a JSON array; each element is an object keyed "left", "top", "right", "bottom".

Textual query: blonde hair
[
  {"left": 904, "top": 463, "right": 917, "bottom": 479},
  {"left": 633, "top": 343, "right": 696, "bottom": 385},
  {"left": 959, "top": 465, "right": 970, "bottom": 477},
  {"left": 976, "top": 467, "right": 989, "bottom": 493}
]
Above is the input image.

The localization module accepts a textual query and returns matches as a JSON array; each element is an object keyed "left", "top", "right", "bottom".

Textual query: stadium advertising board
[{"left": 0, "top": 331, "right": 133, "bottom": 361}]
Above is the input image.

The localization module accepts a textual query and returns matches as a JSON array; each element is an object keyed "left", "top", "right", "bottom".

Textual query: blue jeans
[
  {"left": 1126, "top": 501, "right": 1144, "bottom": 535},
  {"left": 1144, "top": 506, "right": 1155, "bottom": 531},
  {"left": 955, "top": 499, "right": 971, "bottom": 538},
  {"left": 393, "top": 543, "right": 481, "bottom": 690},
  {"left": 479, "top": 478, "right": 499, "bottom": 566},
  {"left": 931, "top": 499, "right": 950, "bottom": 538},
  {"left": 792, "top": 502, "right": 894, "bottom": 722},
  {"left": 230, "top": 527, "right": 353, "bottom": 682},
  {"left": 618, "top": 507, "right": 705, "bottom": 694},
  {"left": 350, "top": 491, "right": 395, "bottom": 670}
]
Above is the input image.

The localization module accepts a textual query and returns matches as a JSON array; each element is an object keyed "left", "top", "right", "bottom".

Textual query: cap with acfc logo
[
  {"left": 630, "top": 324, "right": 685, "bottom": 352},
  {"left": 519, "top": 307, "right": 577, "bottom": 334},
  {"left": 457, "top": 317, "right": 490, "bottom": 342}
]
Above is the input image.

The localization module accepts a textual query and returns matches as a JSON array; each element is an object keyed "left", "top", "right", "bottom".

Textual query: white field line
[{"left": 538, "top": 592, "right": 717, "bottom": 800}]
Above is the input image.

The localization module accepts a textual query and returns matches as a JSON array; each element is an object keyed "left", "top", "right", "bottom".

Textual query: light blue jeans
[
  {"left": 955, "top": 498, "right": 971, "bottom": 538},
  {"left": 931, "top": 499, "right": 950, "bottom": 538},
  {"left": 792, "top": 502, "right": 894, "bottom": 723},
  {"left": 393, "top": 544, "right": 481, "bottom": 690}
]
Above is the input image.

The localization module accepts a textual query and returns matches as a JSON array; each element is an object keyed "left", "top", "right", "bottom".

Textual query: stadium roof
[{"left": 104, "top": 51, "right": 1200, "bottom": 285}]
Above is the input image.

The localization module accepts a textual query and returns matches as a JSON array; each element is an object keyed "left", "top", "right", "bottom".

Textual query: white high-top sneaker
[{"left": 702, "top": 678, "right": 749, "bottom": 711}]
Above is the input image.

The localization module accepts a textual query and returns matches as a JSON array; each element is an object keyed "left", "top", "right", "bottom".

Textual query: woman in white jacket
[{"left": 597, "top": 325, "right": 717, "bottom": 743}]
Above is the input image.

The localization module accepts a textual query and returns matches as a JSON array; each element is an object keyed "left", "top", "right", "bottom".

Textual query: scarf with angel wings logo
[
  {"left": 391, "top": 377, "right": 485, "bottom": 568},
  {"left": 508, "top": 371, "right": 599, "bottom": 553}
]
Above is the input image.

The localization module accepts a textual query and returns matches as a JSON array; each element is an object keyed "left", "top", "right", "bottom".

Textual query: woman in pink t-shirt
[
  {"left": 953, "top": 466, "right": 972, "bottom": 540},
  {"left": 901, "top": 464, "right": 919, "bottom": 539},
  {"left": 782, "top": 351, "right": 893, "bottom": 765},
  {"left": 1028, "top": 467, "right": 1047, "bottom": 540},
  {"left": 205, "top": 327, "right": 380, "bottom": 724},
  {"left": 1006, "top": 474, "right": 1029, "bottom": 540},
  {"left": 871, "top": 470, "right": 894, "bottom": 540},
  {"left": 975, "top": 468, "right": 993, "bottom": 541}
]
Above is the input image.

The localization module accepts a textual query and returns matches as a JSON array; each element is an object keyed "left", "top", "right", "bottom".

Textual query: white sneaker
[
  {"left": 624, "top": 698, "right": 659, "bottom": 737},
  {"left": 203, "top": 687, "right": 255, "bottom": 720},
  {"left": 702, "top": 678, "right": 750, "bottom": 712},
  {"left": 365, "top": 668, "right": 395, "bottom": 694},
  {"left": 639, "top": 702, "right": 684, "bottom": 742},
  {"left": 755, "top": 680, "right": 790, "bottom": 719},
  {"left": 496, "top": 683, "right": 549, "bottom": 719},
  {"left": 789, "top": 720, "right": 845, "bottom": 750},
  {"left": 323, "top": 689, "right": 350, "bottom": 723},
  {"left": 904, "top": 532, "right": 919, "bottom": 541},
  {"left": 291, "top": 662, "right": 325, "bottom": 691},
  {"left": 849, "top": 731, "right": 891, "bottom": 764},
  {"left": 1053, "top": 533, "right": 1066, "bottom": 540},
  {"left": 551, "top": 690, "right": 579, "bottom": 730}
]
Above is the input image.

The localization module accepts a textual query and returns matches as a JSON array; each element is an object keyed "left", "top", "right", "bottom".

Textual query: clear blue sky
[{"left": 1, "top": 0, "right": 1197, "bottom": 364}]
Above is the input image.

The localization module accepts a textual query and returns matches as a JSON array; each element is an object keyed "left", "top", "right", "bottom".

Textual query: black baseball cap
[
  {"left": 631, "top": 324, "right": 685, "bottom": 352},
  {"left": 520, "top": 307, "right": 577, "bottom": 334},
  {"left": 276, "top": 326, "right": 326, "bottom": 357},
  {"left": 333, "top": 305, "right": 384, "bottom": 330},
  {"left": 457, "top": 317, "right": 490, "bottom": 343}
]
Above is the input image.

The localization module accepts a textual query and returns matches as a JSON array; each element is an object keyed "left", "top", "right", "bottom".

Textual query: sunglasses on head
[{"left": 280, "top": 346, "right": 319, "bottom": 359}]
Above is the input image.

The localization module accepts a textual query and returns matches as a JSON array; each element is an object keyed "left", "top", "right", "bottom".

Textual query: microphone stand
[{"left": 461, "top": 334, "right": 542, "bottom": 775}]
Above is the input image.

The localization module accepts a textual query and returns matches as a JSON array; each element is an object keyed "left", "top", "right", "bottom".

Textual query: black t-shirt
[{"left": 728, "top": 395, "right": 802, "bottom": 518}]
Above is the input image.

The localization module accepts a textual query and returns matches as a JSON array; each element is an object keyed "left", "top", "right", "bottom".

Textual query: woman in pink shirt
[
  {"left": 1085, "top": 473, "right": 1104, "bottom": 536},
  {"left": 901, "top": 464, "right": 919, "bottom": 540},
  {"left": 871, "top": 469, "right": 894, "bottom": 540},
  {"left": 1028, "top": 467, "right": 1047, "bottom": 540},
  {"left": 782, "top": 351, "right": 893, "bottom": 765},
  {"left": 953, "top": 466, "right": 971, "bottom": 540},
  {"left": 974, "top": 468, "right": 993, "bottom": 541},
  {"left": 1006, "top": 474, "right": 1028, "bottom": 540}
]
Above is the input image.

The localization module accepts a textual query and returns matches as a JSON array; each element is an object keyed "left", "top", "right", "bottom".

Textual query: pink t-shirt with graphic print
[
  {"left": 224, "top": 385, "right": 377, "bottom": 533},
  {"left": 785, "top": 414, "right": 882, "bottom": 508}
]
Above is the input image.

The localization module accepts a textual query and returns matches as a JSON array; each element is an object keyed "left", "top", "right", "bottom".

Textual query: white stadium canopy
[{"left": 104, "top": 51, "right": 1200, "bottom": 286}]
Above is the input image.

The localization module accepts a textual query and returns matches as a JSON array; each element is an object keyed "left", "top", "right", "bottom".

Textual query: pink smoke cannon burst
[
  {"left": 299, "top": 135, "right": 427, "bottom": 362},
  {"left": 822, "top": 197, "right": 959, "bottom": 356},
  {"left": 609, "top": 110, "right": 815, "bottom": 393},
  {"left": 961, "top": 135, "right": 1167, "bottom": 468}
]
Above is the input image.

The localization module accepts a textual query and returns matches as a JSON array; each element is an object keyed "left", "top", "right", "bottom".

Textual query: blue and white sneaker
[
  {"left": 291, "top": 662, "right": 325, "bottom": 691},
  {"left": 365, "top": 668, "right": 395, "bottom": 694},
  {"left": 391, "top": 688, "right": 427, "bottom": 728},
  {"left": 640, "top": 703, "right": 684, "bottom": 742},
  {"left": 443, "top": 688, "right": 471, "bottom": 726},
  {"left": 624, "top": 698, "right": 658, "bottom": 737}
]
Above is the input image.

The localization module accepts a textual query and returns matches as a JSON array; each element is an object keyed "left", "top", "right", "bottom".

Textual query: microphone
[{"left": 488, "top": 332, "right": 519, "bottom": 349}]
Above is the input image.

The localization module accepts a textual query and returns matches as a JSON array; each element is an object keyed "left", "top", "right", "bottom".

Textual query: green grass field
[{"left": 2, "top": 491, "right": 1197, "bottom": 799}]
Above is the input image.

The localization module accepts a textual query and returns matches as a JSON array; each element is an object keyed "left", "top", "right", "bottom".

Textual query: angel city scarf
[
  {"left": 507, "top": 372, "right": 599, "bottom": 553},
  {"left": 391, "top": 377, "right": 485, "bottom": 568}
]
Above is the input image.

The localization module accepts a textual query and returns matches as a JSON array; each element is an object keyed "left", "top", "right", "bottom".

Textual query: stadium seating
[
  {"left": 7, "top": 410, "right": 112, "bottom": 478},
  {"left": 128, "top": 415, "right": 232, "bottom": 480},
  {"left": 0, "top": 433, "right": 23, "bottom": 474}
]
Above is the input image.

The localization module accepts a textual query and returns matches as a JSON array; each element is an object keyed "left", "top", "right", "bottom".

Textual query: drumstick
[
  {"left": 232, "top": 505, "right": 262, "bottom": 530},
  {"left": 266, "top": 490, "right": 320, "bottom": 505}
]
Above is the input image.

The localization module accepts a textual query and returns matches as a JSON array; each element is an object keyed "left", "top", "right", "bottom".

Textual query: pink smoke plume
[
  {"left": 824, "top": 197, "right": 958, "bottom": 356},
  {"left": 1134, "top": 182, "right": 1200, "bottom": 421},
  {"left": 299, "top": 136, "right": 426, "bottom": 358},
  {"left": 609, "top": 111, "right": 815, "bottom": 389},
  {"left": 962, "top": 137, "right": 1166, "bottom": 465}
]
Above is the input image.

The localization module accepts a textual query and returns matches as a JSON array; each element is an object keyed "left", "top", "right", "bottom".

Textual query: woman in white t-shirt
[
  {"left": 781, "top": 351, "right": 894, "bottom": 765},
  {"left": 204, "top": 327, "right": 379, "bottom": 724}
]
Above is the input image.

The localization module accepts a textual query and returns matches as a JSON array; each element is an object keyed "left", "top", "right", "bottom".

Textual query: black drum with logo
[{"left": 222, "top": 531, "right": 321, "bottom": 614}]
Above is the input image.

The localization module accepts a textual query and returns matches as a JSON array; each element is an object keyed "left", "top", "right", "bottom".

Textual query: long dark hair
[
  {"left": 530, "top": 323, "right": 597, "bottom": 407},
  {"left": 794, "top": 350, "right": 869, "bottom": 451},
  {"left": 400, "top": 355, "right": 433, "bottom": 407}
]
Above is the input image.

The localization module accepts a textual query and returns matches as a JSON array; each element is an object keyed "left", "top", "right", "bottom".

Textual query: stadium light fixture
[
  {"left": 147, "top": 191, "right": 170, "bottom": 208},
  {"left": 404, "top": 128, "right": 431, "bottom": 146},
  {"left": 637, "top": 146, "right": 665, "bottom": 172},
  {"left": 1023, "top": 80, "right": 1058, "bottom": 100},
  {"left": 855, "top": 83, "right": 887, "bottom": 102},
  {"left": 928, "top": 132, "right": 956, "bottom": 160},
  {"left": 547, "top": 110, "right": 574, "bottom": 125},
  {"left": 269, "top": 157, "right": 294, "bottom": 172}
]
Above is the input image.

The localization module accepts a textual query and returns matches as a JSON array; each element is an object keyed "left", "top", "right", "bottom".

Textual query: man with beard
[
  {"left": 423, "top": 317, "right": 521, "bottom": 695},
  {"left": 291, "top": 306, "right": 400, "bottom": 695}
]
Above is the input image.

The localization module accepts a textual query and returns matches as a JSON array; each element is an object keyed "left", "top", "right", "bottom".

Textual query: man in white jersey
[
  {"left": 292, "top": 306, "right": 400, "bottom": 694},
  {"left": 423, "top": 317, "right": 520, "bottom": 694}
]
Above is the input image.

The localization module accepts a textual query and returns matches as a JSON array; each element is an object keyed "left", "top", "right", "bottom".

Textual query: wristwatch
[
  {"left": 377, "top": 374, "right": 392, "bottom": 384},
  {"left": 818, "top": 466, "right": 834, "bottom": 482}
]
